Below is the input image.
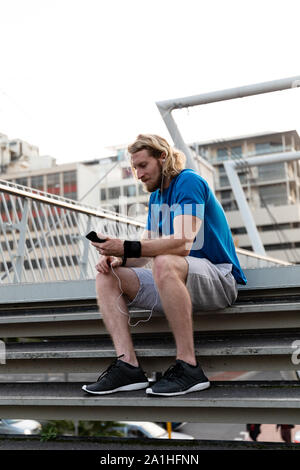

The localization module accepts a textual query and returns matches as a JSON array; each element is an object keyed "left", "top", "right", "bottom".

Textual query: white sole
[
  {"left": 82, "top": 382, "right": 149, "bottom": 395},
  {"left": 146, "top": 381, "right": 210, "bottom": 396}
]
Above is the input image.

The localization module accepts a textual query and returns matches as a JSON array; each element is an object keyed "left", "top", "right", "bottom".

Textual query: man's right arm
[
  {"left": 96, "top": 230, "right": 153, "bottom": 272},
  {"left": 124, "top": 229, "right": 153, "bottom": 268}
]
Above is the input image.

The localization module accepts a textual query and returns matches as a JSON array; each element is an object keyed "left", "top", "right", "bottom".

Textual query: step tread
[
  {"left": 4, "top": 331, "right": 300, "bottom": 359},
  {"left": 1, "top": 301, "right": 300, "bottom": 324},
  {"left": 0, "top": 381, "right": 299, "bottom": 408}
]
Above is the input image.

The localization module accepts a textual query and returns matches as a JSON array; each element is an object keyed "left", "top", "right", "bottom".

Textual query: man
[{"left": 82, "top": 134, "right": 247, "bottom": 397}]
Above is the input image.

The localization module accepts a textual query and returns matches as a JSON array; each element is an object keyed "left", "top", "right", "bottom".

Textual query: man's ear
[{"left": 161, "top": 152, "right": 166, "bottom": 163}]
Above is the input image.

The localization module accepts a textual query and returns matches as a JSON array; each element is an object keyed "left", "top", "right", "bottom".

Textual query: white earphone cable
[{"left": 109, "top": 160, "right": 165, "bottom": 327}]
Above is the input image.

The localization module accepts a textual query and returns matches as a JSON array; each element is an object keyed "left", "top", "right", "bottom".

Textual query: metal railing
[
  {"left": 0, "top": 179, "right": 144, "bottom": 285},
  {"left": 0, "top": 179, "right": 292, "bottom": 286}
]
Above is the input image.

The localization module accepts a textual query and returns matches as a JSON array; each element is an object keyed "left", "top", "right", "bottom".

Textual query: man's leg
[
  {"left": 146, "top": 254, "right": 210, "bottom": 397},
  {"left": 82, "top": 266, "right": 150, "bottom": 395},
  {"left": 95, "top": 267, "right": 140, "bottom": 367},
  {"left": 152, "top": 254, "right": 196, "bottom": 366}
]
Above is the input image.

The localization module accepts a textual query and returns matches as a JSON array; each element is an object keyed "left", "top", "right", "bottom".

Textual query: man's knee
[
  {"left": 95, "top": 267, "right": 140, "bottom": 302},
  {"left": 96, "top": 270, "right": 115, "bottom": 288},
  {"left": 153, "top": 254, "right": 185, "bottom": 284}
]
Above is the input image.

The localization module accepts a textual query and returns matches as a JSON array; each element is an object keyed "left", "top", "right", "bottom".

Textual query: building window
[
  {"left": 217, "top": 148, "right": 228, "bottom": 161},
  {"left": 100, "top": 188, "right": 107, "bottom": 201},
  {"left": 31, "top": 175, "right": 44, "bottom": 192},
  {"left": 265, "top": 242, "right": 293, "bottom": 250},
  {"left": 260, "top": 223, "right": 292, "bottom": 232},
  {"left": 108, "top": 187, "right": 121, "bottom": 199},
  {"left": 255, "top": 143, "right": 270, "bottom": 155},
  {"left": 255, "top": 142, "right": 283, "bottom": 156},
  {"left": 259, "top": 183, "right": 287, "bottom": 206},
  {"left": 231, "top": 227, "right": 247, "bottom": 235},
  {"left": 15, "top": 177, "right": 29, "bottom": 187},
  {"left": 47, "top": 173, "right": 60, "bottom": 196},
  {"left": 258, "top": 163, "right": 286, "bottom": 181},
  {"left": 219, "top": 175, "right": 230, "bottom": 187},
  {"left": 221, "top": 200, "right": 238, "bottom": 211},
  {"left": 124, "top": 185, "right": 136, "bottom": 197},
  {"left": 220, "top": 190, "right": 232, "bottom": 201},
  {"left": 231, "top": 146, "right": 242, "bottom": 158},
  {"left": 63, "top": 171, "right": 77, "bottom": 200}
]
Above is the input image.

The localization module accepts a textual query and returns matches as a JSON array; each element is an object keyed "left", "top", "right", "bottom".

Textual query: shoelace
[
  {"left": 97, "top": 354, "right": 125, "bottom": 382},
  {"left": 162, "top": 362, "right": 184, "bottom": 381}
]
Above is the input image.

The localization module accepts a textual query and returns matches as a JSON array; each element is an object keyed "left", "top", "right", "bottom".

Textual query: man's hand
[
  {"left": 95, "top": 255, "right": 123, "bottom": 274},
  {"left": 91, "top": 233, "right": 124, "bottom": 257}
]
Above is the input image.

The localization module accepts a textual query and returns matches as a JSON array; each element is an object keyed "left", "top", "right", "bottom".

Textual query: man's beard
[{"left": 144, "top": 173, "right": 163, "bottom": 193}]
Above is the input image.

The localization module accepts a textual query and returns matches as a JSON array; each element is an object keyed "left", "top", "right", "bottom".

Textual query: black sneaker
[
  {"left": 146, "top": 360, "right": 210, "bottom": 396},
  {"left": 82, "top": 355, "right": 149, "bottom": 395}
]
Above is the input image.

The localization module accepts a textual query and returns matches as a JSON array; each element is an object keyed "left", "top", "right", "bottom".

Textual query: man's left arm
[
  {"left": 91, "top": 215, "right": 202, "bottom": 258},
  {"left": 141, "top": 215, "right": 202, "bottom": 257}
]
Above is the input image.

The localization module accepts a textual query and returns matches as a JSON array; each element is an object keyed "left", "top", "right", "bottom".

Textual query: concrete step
[
  {"left": 2, "top": 331, "right": 300, "bottom": 374},
  {"left": 1, "top": 300, "right": 300, "bottom": 337},
  {"left": 0, "top": 380, "right": 299, "bottom": 424}
]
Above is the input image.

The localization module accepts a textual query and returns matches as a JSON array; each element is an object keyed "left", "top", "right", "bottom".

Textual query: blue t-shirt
[{"left": 146, "top": 169, "right": 247, "bottom": 285}]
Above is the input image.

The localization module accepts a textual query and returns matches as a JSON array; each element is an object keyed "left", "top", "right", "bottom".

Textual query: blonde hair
[{"left": 127, "top": 134, "right": 186, "bottom": 178}]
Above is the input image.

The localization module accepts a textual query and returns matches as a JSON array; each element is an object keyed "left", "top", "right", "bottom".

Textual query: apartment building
[
  {"left": 191, "top": 130, "right": 300, "bottom": 263},
  {"left": 0, "top": 133, "right": 106, "bottom": 209}
]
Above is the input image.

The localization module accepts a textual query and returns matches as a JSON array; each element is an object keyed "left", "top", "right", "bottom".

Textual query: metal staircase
[
  {"left": 1, "top": 180, "right": 300, "bottom": 446},
  {"left": 0, "top": 265, "right": 300, "bottom": 425}
]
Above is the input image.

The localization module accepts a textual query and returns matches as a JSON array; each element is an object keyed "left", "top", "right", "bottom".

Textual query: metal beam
[
  {"left": 233, "top": 150, "right": 300, "bottom": 167},
  {"left": 157, "top": 75, "right": 300, "bottom": 254},
  {"left": 156, "top": 75, "right": 300, "bottom": 111},
  {"left": 224, "top": 160, "right": 266, "bottom": 255},
  {"left": 155, "top": 106, "right": 198, "bottom": 171},
  {"left": 224, "top": 150, "right": 300, "bottom": 255}
]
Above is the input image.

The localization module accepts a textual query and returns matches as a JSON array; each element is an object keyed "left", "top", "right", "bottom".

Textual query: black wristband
[
  {"left": 121, "top": 256, "right": 127, "bottom": 266},
  {"left": 123, "top": 240, "right": 142, "bottom": 258}
]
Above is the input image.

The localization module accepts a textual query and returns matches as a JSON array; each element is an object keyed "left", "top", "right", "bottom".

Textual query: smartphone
[{"left": 85, "top": 231, "right": 107, "bottom": 243}]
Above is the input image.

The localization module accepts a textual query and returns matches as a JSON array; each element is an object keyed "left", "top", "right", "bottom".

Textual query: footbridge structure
[{"left": 0, "top": 179, "right": 300, "bottom": 447}]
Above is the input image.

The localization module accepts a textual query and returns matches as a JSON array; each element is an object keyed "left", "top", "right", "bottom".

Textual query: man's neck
[
  {"left": 162, "top": 175, "right": 172, "bottom": 190},
  {"left": 156, "top": 171, "right": 180, "bottom": 193}
]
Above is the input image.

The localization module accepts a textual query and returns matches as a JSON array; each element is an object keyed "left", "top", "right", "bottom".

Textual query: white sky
[{"left": 1, "top": 0, "right": 300, "bottom": 164}]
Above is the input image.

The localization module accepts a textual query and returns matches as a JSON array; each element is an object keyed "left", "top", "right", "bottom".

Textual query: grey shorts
[{"left": 127, "top": 256, "right": 239, "bottom": 313}]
